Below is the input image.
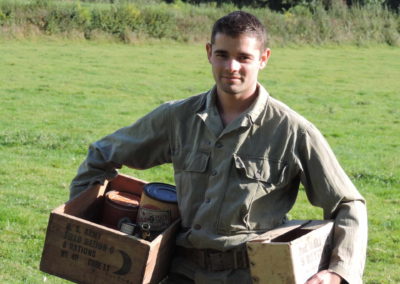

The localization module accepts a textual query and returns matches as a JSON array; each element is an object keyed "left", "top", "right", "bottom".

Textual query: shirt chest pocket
[
  {"left": 172, "top": 151, "right": 210, "bottom": 227},
  {"left": 233, "top": 154, "right": 289, "bottom": 193},
  {"left": 172, "top": 150, "right": 210, "bottom": 196},
  {"left": 183, "top": 151, "right": 210, "bottom": 172}
]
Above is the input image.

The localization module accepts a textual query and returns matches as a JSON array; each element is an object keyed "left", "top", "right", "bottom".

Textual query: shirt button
[
  {"left": 211, "top": 170, "right": 217, "bottom": 176},
  {"left": 194, "top": 224, "right": 201, "bottom": 230},
  {"left": 216, "top": 142, "right": 223, "bottom": 148}
]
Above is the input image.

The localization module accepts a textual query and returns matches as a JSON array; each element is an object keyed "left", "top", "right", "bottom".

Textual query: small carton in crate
[
  {"left": 246, "top": 220, "right": 334, "bottom": 284},
  {"left": 40, "top": 174, "right": 180, "bottom": 284}
]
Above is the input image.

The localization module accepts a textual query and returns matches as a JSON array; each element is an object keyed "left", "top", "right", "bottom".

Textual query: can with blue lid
[{"left": 137, "top": 183, "right": 179, "bottom": 232}]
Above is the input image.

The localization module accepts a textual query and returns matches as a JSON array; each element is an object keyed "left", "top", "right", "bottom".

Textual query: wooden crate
[
  {"left": 40, "top": 174, "right": 180, "bottom": 284},
  {"left": 246, "top": 220, "right": 334, "bottom": 284}
]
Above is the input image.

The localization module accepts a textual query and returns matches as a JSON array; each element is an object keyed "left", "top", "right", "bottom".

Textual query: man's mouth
[{"left": 222, "top": 75, "right": 241, "bottom": 82}]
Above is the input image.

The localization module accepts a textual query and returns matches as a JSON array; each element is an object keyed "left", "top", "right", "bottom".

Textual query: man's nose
[{"left": 225, "top": 59, "right": 240, "bottom": 72}]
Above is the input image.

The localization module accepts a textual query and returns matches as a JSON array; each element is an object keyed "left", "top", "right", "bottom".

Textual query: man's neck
[{"left": 216, "top": 86, "right": 259, "bottom": 126}]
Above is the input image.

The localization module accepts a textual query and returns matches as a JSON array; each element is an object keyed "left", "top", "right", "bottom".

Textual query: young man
[{"left": 70, "top": 11, "right": 367, "bottom": 284}]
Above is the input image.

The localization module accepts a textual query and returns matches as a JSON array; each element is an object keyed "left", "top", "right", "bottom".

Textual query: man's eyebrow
[
  {"left": 238, "top": 52, "right": 254, "bottom": 58},
  {"left": 213, "top": 50, "right": 254, "bottom": 58},
  {"left": 214, "top": 49, "right": 228, "bottom": 54}
]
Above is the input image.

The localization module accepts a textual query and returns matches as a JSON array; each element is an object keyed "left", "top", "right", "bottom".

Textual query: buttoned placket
[
  {"left": 192, "top": 86, "right": 267, "bottom": 234},
  {"left": 192, "top": 108, "right": 218, "bottom": 233},
  {"left": 195, "top": 118, "right": 256, "bottom": 234}
]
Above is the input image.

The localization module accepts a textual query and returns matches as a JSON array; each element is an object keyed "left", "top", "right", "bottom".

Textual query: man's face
[{"left": 206, "top": 33, "right": 270, "bottom": 99}]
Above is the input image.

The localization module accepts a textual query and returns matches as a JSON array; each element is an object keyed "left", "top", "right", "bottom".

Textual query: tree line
[{"left": 171, "top": 0, "right": 399, "bottom": 12}]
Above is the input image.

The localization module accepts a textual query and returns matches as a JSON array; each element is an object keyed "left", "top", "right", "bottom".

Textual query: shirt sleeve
[
  {"left": 69, "top": 103, "right": 172, "bottom": 200},
  {"left": 298, "top": 123, "right": 367, "bottom": 284}
]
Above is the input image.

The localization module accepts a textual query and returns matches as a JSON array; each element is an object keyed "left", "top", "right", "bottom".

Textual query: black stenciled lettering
[
  {"left": 84, "top": 238, "right": 108, "bottom": 251},
  {"left": 103, "top": 263, "right": 110, "bottom": 272},
  {"left": 69, "top": 243, "right": 96, "bottom": 257},
  {"left": 64, "top": 231, "right": 82, "bottom": 243},
  {"left": 87, "top": 259, "right": 111, "bottom": 272},
  {"left": 85, "top": 228, "right": 101, "bottom": 240},
  {"left": 88, "top": 258, "right": 102, "bottom": 269}
]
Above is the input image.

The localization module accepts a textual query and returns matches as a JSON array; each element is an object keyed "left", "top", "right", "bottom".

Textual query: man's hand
[{"left": 305, "top": 270, "right": 342, "bottom": 284}]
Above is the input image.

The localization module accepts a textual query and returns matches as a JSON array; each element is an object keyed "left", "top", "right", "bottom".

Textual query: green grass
[{"left": 0, "top": 39, "right": 399, "bottom": 283}]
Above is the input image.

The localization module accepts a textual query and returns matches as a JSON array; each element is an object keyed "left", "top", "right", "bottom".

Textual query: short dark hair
[{"left": 211, "top": 11, "right": 267, "bottom": 51}]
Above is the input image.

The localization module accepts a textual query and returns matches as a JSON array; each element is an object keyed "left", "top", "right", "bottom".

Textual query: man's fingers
[
  {"left": 305, "top": 273, "right": 323, "bottom": 284},
  {"left": 304, "top": 270, "right": 342, "bottom": 284}
]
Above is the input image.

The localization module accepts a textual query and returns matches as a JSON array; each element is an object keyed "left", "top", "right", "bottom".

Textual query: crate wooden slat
[
  {"left": 246, "top": 220, "right": 334, "bottom": 284},
  {"left": 40, "top": 174, "right": 179, "bottom": 284}
]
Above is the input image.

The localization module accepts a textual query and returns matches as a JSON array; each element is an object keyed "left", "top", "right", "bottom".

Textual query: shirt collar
[
  {"left": 246, "top": 84, "right": 269, "bottom": 125},
  {"left": 198, "top": 83, "right": 269, "bottom": 126},
  {"left": 196, "top": 86, "right": 224, "bottom": 137}
]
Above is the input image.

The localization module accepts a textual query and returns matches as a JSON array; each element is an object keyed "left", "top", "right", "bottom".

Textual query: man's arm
[
  {"left": 298, "top": 123, "right": 367, "bottom": 284},
  {"left": 70, "top": 103, "right": 172, "bottom": 200},
  {"left": 326, "top": 200, "right": 367, "bottom": 283},
  {"left": 305, "top": 200, "right": 368, "bottom": 284}
]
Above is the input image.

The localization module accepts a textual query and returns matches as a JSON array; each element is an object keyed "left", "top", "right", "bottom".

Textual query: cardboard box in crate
[
  {"left": 40, "top": 174, "right": 180, "bottom": 284},
  {"left": 246, "top": 220, "right": 334, "bottom": 284}
]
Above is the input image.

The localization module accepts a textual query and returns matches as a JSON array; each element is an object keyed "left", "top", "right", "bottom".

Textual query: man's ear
[
  {"left": 206, "top": 42, "right": 212, "bottom": 63},
  {"left": 259, "top": 48, "right": 271, "bottom": 70}
]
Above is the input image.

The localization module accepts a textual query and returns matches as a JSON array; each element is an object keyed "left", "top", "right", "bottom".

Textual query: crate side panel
[
  {"left": 61, "top": 183, "right": 107, "bottom": 218},
  {"left": 40, "top": 213, "right": 150, "bottom": 284},
  {"left": 247, "top": 242, "right": 295, "bottom": 284},
  {"left": 291, "top": 222, "right": 334, "bottom": 283},
  {"left": 143, "top": 219, "right": 181, "bottom": 284}
]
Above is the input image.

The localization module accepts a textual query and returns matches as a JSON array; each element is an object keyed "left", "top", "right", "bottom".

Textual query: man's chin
[{"left": 219, "top": 84, "right": 243, "bottom": 95}]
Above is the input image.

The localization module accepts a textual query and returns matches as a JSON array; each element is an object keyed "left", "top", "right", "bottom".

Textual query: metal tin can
[
  {"left": 102, "top": 190, "right": 140, "bottom": 229},
  {"left": 137, "top": 183, "right": 179, "bottom": 232},
  {"left": 120, "top": 222, "right": 137, "bottom": 235}
]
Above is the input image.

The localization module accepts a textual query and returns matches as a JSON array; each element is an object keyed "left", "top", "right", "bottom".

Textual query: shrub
[
  {"left": 0, "top": 10, "right": 5, "bottom": 24},
  {"left": 44, "top": 4, "right": 85, "bottom": 33},
  {"left": 90, "top": 4, "right": 141, "bottom": 35},
  {"left": 141, "top": 5, "right": 176, "bottom": 38}
]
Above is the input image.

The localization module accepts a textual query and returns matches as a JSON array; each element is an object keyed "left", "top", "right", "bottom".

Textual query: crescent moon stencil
[{"left": 113, "top": 250, "right": 132, "bottom": 275}]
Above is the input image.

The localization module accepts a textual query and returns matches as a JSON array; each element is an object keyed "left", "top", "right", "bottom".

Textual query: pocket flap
[
  {"left": 183, "top": 151, "right": 209, "bottom": 172},
  {"left": 234, "top": 154, "right": 287, "bottom": 184}
]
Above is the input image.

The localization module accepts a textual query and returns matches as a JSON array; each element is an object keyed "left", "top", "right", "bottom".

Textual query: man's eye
[{"left": 239, "top": 56, "right": 251, "bottom": 62}]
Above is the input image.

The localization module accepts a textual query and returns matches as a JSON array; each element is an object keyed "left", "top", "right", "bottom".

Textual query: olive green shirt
[{"left": 70, "top": 84, "right": 367, "bottom": 283}]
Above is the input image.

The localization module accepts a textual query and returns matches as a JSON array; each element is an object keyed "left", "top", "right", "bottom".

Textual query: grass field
[{"left": 0, "top": 39, "right": 399, "bottom": 283}]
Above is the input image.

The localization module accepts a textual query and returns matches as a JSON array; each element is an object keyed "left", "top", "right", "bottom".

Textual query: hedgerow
[{"left": 0, "top": 0, "right": 399, "bottom": 46}]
